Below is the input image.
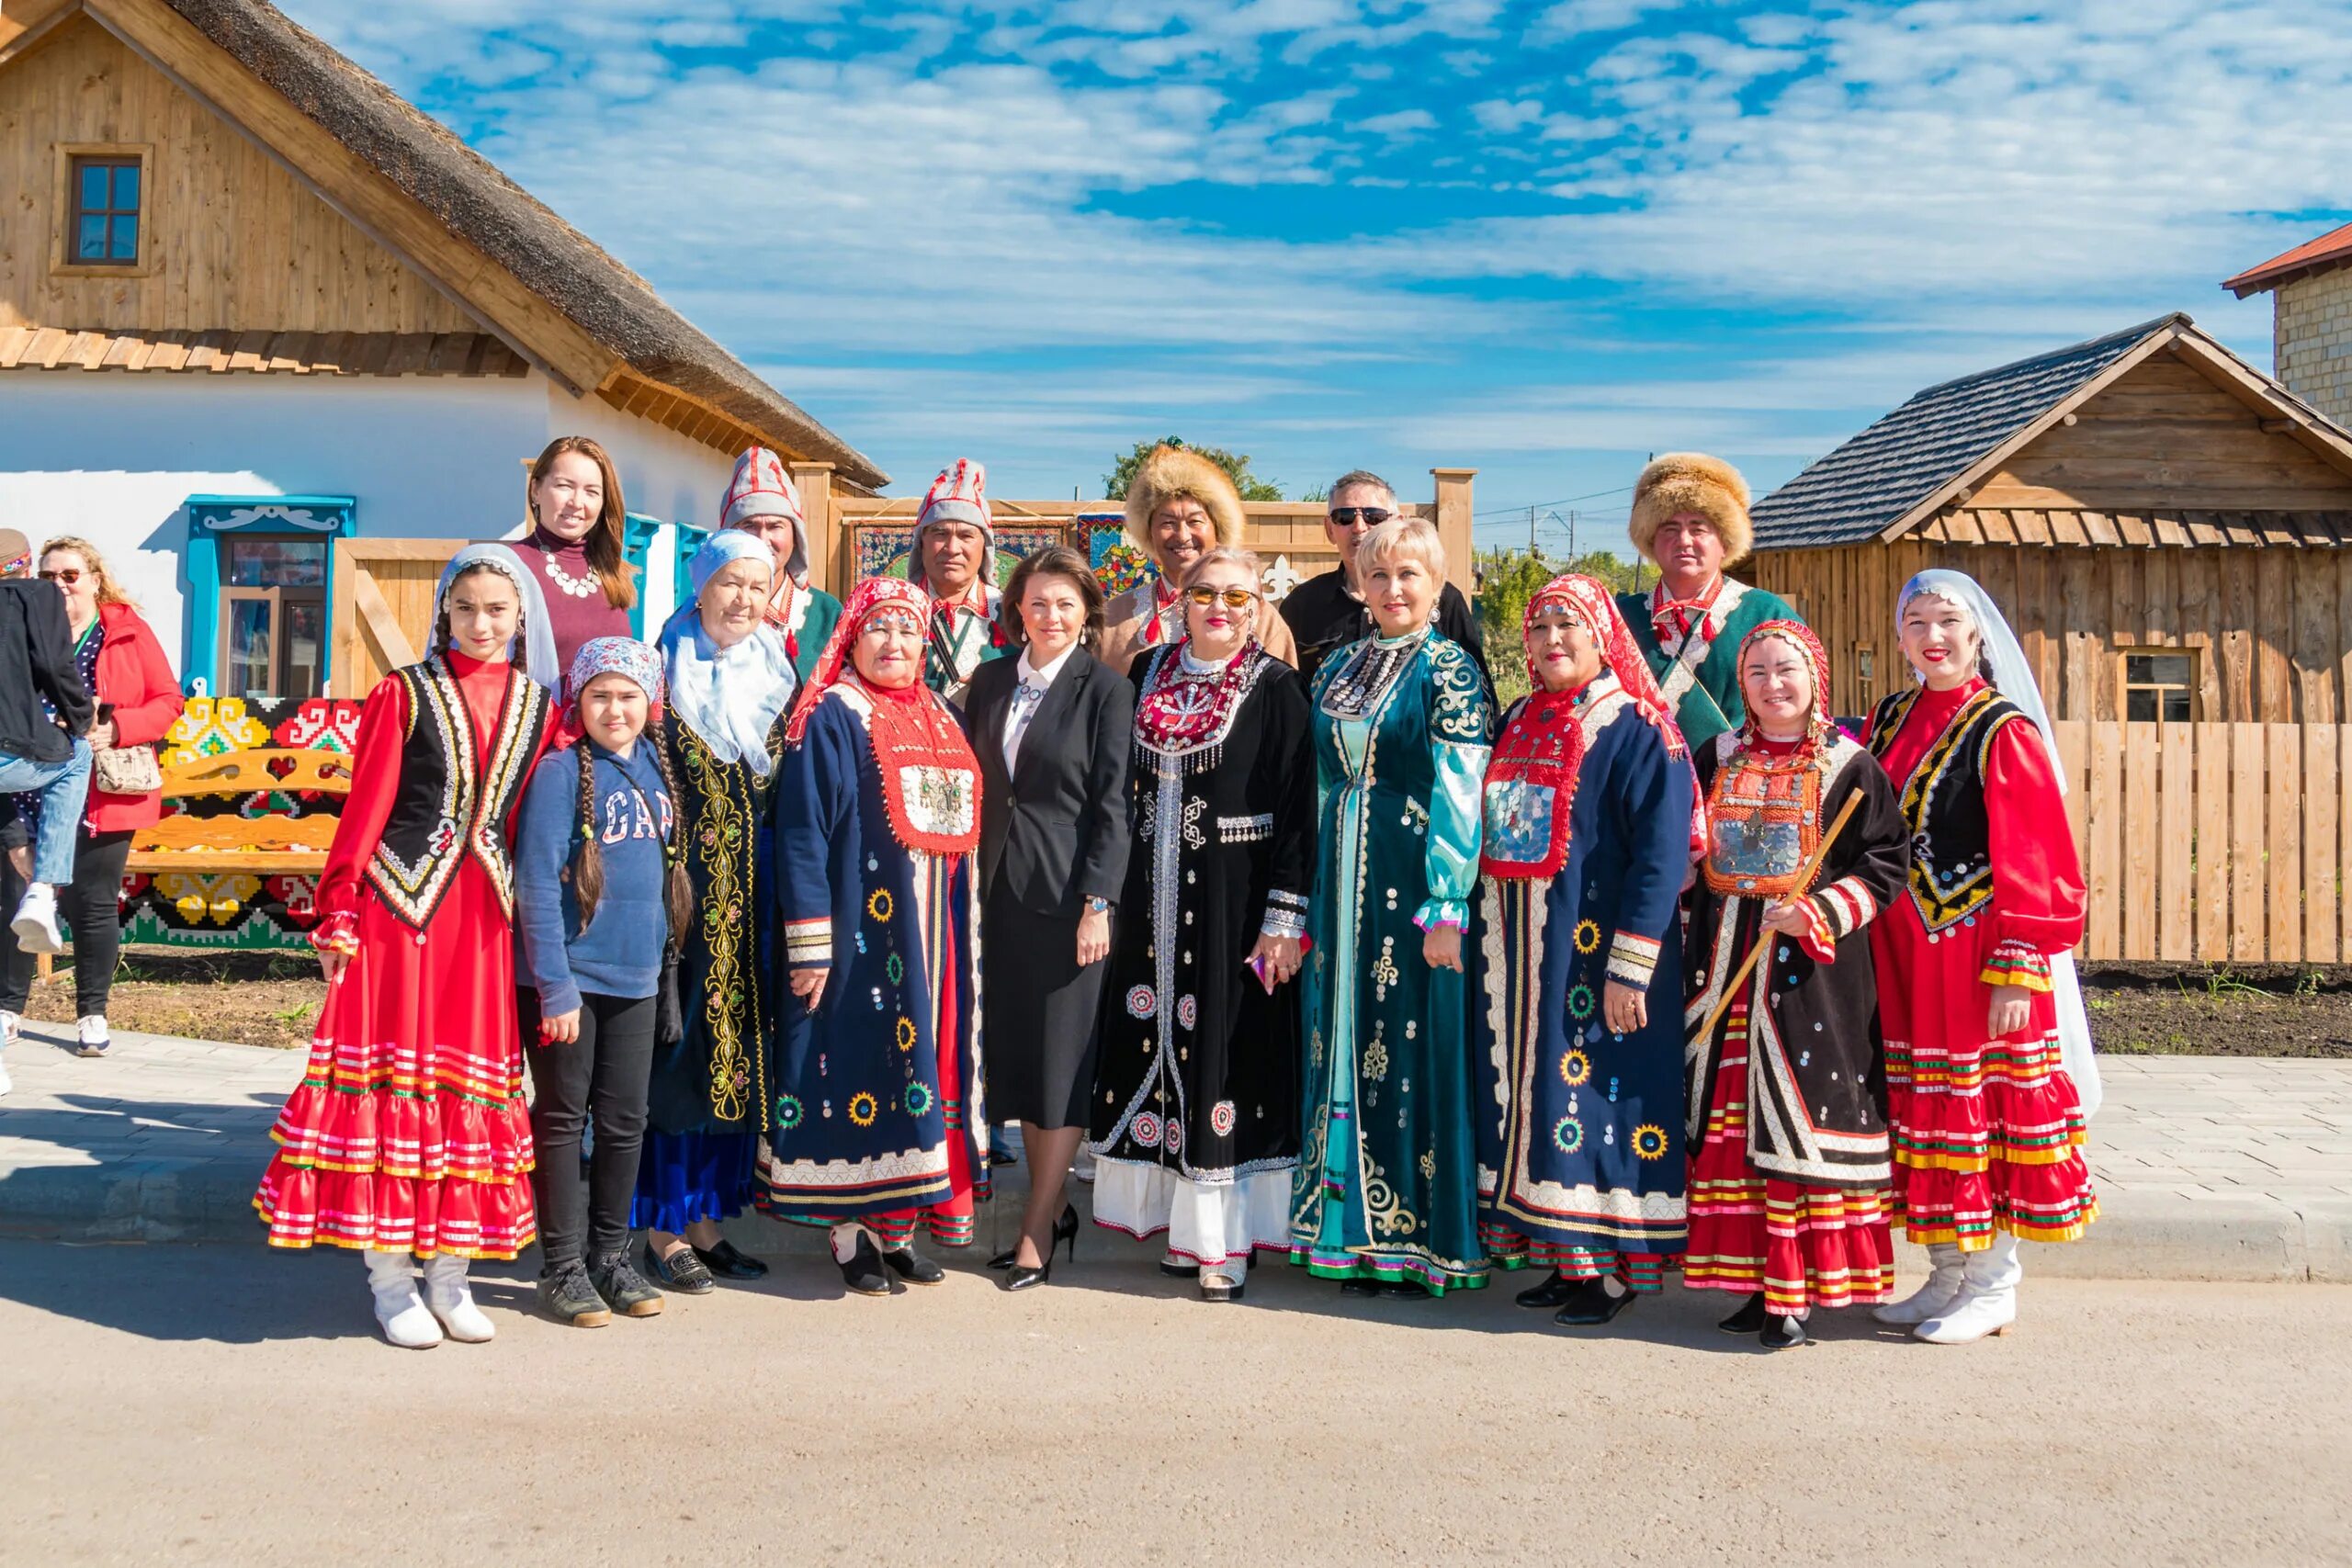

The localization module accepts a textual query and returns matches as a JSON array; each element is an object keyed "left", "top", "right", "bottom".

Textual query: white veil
[
  {"left": 1897, "top": 569, "right": 2101, "bottom": 1118},
  {"left": 425, "top": 542, "right": 561, "bottom": 695}
]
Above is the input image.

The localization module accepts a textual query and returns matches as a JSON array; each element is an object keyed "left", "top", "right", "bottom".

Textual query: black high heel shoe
[
  {"left": 1001, "top": 1204, "right": 1080, "bottom": 1292},
  {"left": 989, "top": 1202, "right": 1079, "bottom": 1270}
]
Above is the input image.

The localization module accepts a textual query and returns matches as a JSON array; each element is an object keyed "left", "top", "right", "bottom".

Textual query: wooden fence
[{"left": 2052, "top": 720, "right": 2349, "bottom": 964}]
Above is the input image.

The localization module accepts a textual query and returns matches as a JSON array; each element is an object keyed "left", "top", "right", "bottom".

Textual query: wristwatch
[{"left": 1086, "top": 897, "right": 1112, "bottom": 914}]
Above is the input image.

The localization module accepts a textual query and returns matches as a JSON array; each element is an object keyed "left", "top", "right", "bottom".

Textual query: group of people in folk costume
[{"left": 253, "top": 438, "right": 2098, "bottom": 1352}]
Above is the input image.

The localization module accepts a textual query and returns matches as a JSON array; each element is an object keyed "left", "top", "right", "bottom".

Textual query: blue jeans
[{"left": 0, "top": 738, "right": 92, "bottom": 886}]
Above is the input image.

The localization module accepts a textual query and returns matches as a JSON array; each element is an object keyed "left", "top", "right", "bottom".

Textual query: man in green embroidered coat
[{"left": 1614, "top": 453, "right": 1801, "bottom": 753}]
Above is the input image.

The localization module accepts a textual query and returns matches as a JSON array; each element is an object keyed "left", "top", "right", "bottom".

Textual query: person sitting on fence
[
  {"left": 1280, "top": 469, "right": 1483, "bottom": 686},
  {"left": 1102, "top": 444, "right": 1298, "bottom": 675},
  {"left": 1615, "top": 454, "right": 1801, "bottom": 753},
  {"left": 0, "top": 527, "right": 94, "bottom": 1096},
  {"left": 1864, "top": 569, "right": 2099, "bottom": 1347}
]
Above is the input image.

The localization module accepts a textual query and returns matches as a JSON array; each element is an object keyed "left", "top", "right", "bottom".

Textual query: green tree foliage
[
  {"left": 1103, "top": 438, "right": 1285, "bottom": 502},
  {"left": 1472, "top": 547, "right": 1649, "bottom": 705}
]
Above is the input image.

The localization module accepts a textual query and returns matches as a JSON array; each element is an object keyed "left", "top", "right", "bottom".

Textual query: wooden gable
[
  {"left": 0, "top": 14, "right": 476, "bottom": 335},
  {"left": 1962, "top": 352, "right": 2352, "bottom": 515}
]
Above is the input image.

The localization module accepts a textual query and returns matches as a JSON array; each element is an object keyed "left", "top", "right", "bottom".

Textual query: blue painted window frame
[
  {"left": 184, "top": 494, "right": 356, "bottom": 696},
  {"left": 622, "top": 513, "right": 662, "bottom": 638}
]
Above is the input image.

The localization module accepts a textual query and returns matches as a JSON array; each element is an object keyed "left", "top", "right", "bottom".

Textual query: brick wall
[{"left": 2275, "top": 268, "right": 2352, "bottom": 425}]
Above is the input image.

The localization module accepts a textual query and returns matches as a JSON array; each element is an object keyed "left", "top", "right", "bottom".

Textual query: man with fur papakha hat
[
  {"left": 1100, "top": 444, "right": 1297, "bottom": 675},
  {"left": 1613, "top": 452, "right": 1801, "bottom": 752}
]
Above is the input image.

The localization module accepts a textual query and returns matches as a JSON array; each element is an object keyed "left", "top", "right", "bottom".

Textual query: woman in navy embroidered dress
[
  {"left": 1476, "top": 573, "right": 1700, "bottom": 1330},
  {"left": 761, "top": 577, "right": 988, "bottom": 1296}
]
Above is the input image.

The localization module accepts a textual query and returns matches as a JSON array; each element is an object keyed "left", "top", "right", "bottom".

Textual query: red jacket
[{"left": 85, "top": 602, "right": 185, "bottom": 833}]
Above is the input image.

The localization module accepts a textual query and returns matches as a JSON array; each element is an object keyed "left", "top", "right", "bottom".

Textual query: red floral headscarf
[
  {"left": 1734, "top": 618, "right": 1834, "bottom": 752},
  {"left": 1521, "top": 573, "right": 1684, "bottom": 748}
]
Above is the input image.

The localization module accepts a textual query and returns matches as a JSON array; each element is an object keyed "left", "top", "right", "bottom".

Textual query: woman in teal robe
[{"left": 1290, "top": 518, "right": 1494, "bottom": 1296}]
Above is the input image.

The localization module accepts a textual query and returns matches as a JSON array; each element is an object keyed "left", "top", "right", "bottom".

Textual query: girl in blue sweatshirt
[{"left": 515, "top": 637, "right": 689, "bottom": 1327}]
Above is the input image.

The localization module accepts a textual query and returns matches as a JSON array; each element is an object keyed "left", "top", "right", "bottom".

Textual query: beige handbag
[{"left": 92, "top": 741, "right": 161, "bottom": 795}]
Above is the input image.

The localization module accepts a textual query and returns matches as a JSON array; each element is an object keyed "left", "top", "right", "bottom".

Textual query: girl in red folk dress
[
  {"left": 1865, "top": 570, "right": 2100, "bottom": 1346},
  {"left": 254, "top": 545, "right": 558, "bottom": 1348}
]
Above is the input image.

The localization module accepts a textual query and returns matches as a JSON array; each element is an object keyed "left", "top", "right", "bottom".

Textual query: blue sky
[{"left": 287, "top": 0, "right": 2352, "bottom": 557}]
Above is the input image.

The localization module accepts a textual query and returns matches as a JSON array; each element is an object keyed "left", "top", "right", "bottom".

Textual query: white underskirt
[{"left": 1088, "top": 1157, "right": 1294, "bottom": 1266}]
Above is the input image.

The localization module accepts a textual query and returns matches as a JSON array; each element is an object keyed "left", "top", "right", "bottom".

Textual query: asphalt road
[{"left": 2, "top": 1237, "right": 2346, "bottom": 1565}]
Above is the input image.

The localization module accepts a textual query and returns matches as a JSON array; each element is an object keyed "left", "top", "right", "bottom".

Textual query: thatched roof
[{"left": 158, "top": 0, "right": 887, "bottom": 489}]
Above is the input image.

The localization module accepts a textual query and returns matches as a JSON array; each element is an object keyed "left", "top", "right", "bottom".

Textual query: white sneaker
[
  {"left": 1874, "top": 1242, "right": 1967, "bottom": 1325},
  {"left": 364, "top": 1250, "right": 443, "bottom": 1349},
  {"left": 9, "top": 885, "right": 62, "bottom": 955},
  {"left": 0, "top": 1055, "right": 12, "bottom": 1099},
  {"left": 75, "top": 1014, "right": 109, "bottom": 1058},
  {"left": 422, "top": 1253, "right": 496, "bottom": 1343},
  {"left": 1, "top": 1010, "right": 18, "bottom": 1046}
]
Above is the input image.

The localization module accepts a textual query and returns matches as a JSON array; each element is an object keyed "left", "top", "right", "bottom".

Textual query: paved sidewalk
[{"left": 0, "top": 1024, "right": 2346, "bottom": 1278}]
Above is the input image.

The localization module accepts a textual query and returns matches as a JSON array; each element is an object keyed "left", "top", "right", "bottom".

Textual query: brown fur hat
[
  {"left": 1628, "top": 452, "right": 1752, "bottom": 567},
  {"left": 1124, "top": 444, "right": 1246, "bottom": 553}
]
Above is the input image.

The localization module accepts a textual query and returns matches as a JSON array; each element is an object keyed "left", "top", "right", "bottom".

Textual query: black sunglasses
[{"left": 1328, "top": 507, "right": 1393, "bottom": 527}]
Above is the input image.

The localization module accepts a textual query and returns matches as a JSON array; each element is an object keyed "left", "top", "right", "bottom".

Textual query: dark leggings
[
  {"left": 0, "top": 829, "right": 134, "bottom": 1017},
  {"left": 520, "top": 988, "right": 658, "bottom": 1269}
]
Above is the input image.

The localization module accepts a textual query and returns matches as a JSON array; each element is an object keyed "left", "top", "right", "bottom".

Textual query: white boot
[
  {"left": 421, "top": 1252, "right": 496, "bottom": 1343},
  {"left": 365, "top": 1249, "right": 442, "bottom": 1349},
  {"left": 1874, "top": 1242, "right": 1966, "bottom": 1325},
  {"left": 1916, "top": 1235, "right": 2021, "bottom": 1345}
]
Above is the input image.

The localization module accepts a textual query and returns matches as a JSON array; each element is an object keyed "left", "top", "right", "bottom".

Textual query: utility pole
[
  {"left": 1567, "top": 508, "right": 1577, "bottom": 561},
  {"left": 1527, "top": 504, "right": 1536, "bottom": 559}
]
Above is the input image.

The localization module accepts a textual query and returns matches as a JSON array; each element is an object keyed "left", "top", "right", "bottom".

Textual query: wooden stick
[{"left": 1691, "top": 786, "right": 1867, "bottom": 1048}]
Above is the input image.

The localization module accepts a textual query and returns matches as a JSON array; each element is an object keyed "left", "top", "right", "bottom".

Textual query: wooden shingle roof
[{"left": 1750, "top": 317, "right": 2175, "bottom": 549}]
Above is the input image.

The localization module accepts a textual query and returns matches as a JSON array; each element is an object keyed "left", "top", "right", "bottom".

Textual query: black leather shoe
[
  {"left": 883, "top": 1247, "right": 944, "bottom": 1286},
  {"left": 1379, "top": 1279, "right": 1430, "bottom": 1299},
  {"left": 986, "top": 1248, "right": 1020, "bottom": 1270},
  {"left": 1761, "top": 1313, "right": 1810, "bottom": 1350},
  {"left": 692, "top": 1238, "right": 768, "bottom": 1279},
  {"left": 1552, "top": 1278, "right": 1639, "bottom": 1326},
  {"left": 1515, "top": 1269, "right": 1577, "bottom": 1309},
  {"left": 1339, "top": 1278, "right": 1385, "bottom": 1298},
  {"left": 1717, "top": 1292, "right": 1770, "bottom": 1335},
  {"left": 646, "top": 1241, "right": 715, "bottom": 1295},
  {"left": 1002, "top": 1256, "right": 1053, "bottom": 1291},
  {"left": 839, "top": 1234, "right": 891, "bottom": 1297}
]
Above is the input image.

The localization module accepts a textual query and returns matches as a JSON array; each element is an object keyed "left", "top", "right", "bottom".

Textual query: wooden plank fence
[{"left": 2052, "top": 720, "right": 2349, "bottom": 964}]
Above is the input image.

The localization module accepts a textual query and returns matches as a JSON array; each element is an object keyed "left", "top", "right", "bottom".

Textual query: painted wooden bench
[{"left": 125, "top": 749, "right": 352, "bottom": 875}]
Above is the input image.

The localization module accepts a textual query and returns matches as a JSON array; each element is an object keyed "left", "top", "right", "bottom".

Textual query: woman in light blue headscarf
[{"left": 631, "top": 533, "right": 793, "bottom": 1292}]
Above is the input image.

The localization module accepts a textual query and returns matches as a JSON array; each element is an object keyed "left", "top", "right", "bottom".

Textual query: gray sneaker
[
  {"left": 538, "top": 1261, "right": 613, "bottom": 1327},
  {"left": 590, "top": 1251, "right": 666, "bottom": 1317}
]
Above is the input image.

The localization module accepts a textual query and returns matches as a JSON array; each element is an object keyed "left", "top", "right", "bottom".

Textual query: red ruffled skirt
[
  {"left": 1684, "top": 1011, "right": 1893, "bottom": 1311},
  {"left": 254, "top": 866, "right": 536, "bottom": 1259},
  {"left": 1871, "top": 906, "right": 2097, "bottom": 1250}
]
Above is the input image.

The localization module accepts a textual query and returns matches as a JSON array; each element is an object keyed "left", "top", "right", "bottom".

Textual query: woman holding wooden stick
[
  {"left": 1475, "top": 573, "right": 1701, "bottom": 1329},
  {"left": 1680, "top": 621, "right": 1909, "bottom": 1349},
  {"left": 1865, "top": 570, "right": 2098, "bottom": 1345}
]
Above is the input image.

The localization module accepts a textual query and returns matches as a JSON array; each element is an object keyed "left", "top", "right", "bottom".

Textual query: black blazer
[
  {"left": 967, "top": 645, "right": 1135, "bottom": 919},
  {"left": 0, "top": 580, "right": 93, "bottom": 764}
]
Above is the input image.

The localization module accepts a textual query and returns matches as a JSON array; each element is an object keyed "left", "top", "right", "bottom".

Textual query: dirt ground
[
  {"left": 19, "top": 949, "right": 2352, "bottom": 1057},
  {"left": 19, "top": 946, "right": 324, "bottom": 1048},
  {"left": 2083, "top": 964, "right": 2352, "bottom": 1058}
]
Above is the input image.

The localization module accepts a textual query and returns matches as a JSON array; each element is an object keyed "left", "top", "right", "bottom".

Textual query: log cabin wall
[
  {"left": 0, "top": 17, "right": 476, "bottom": 334},
  {"left": 1748, "top": 352, "right": 2352, "bottom": 724}
]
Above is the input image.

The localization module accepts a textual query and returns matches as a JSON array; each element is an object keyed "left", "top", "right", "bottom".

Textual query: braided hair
[
  {"left": 569, "top": 739, "right": 609, "bottom": 930},
  {"left": 646, "top": 715, "right": 695, "bottom": 951}
]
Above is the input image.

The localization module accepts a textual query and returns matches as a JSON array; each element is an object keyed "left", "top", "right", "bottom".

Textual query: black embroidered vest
[
  {"left": 365, "top": 658, "right": 550, "bottom": 930},
  {"left": 1868, "top": 685, "right": 2027, "bottom": 934}
]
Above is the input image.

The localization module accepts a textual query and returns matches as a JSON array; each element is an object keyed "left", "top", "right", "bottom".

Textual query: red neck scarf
[{"left": 1651, "top": 573, "right": 1723, "bottom": 644}]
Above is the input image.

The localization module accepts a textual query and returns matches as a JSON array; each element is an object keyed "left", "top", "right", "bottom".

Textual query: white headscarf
[
  {"left": 426, "top": 543, "right": 560, "bottom": 694},
  {"left": 1897, "top": 569, "right": 2099, "bottom": 1118},
  {"left": 660, "top": 532, "right": 797, "bottom": 777}
]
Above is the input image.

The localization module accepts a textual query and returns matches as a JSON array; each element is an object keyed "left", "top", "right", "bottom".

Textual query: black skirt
[{"left": 982, "top": 881, "right": 1108, "bottom": 1128}]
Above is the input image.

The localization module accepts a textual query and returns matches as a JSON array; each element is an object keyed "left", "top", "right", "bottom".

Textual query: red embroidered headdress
[
  {"left": 1482, "top": 573, "right": 1699, "bottom": 880},
  {"left": 786, "top": 576, "right": 981, "bottom": 858}
]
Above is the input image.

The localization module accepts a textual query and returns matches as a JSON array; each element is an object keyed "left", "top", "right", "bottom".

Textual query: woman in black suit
[{"left": 966, "top": 545, "right": 1134, "bottom": 1290}]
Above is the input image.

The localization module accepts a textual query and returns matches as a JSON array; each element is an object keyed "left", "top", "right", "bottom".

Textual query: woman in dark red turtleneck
[{"left": 518, "top": 437, "right": 635, "bottom": 669}]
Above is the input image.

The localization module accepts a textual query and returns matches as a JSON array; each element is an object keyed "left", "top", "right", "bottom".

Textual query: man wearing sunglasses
[{"left": 1279, "top": 470, "right": 1485, "bottom": 686}]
